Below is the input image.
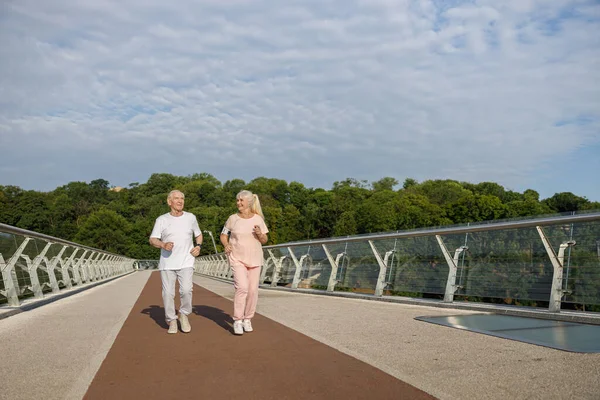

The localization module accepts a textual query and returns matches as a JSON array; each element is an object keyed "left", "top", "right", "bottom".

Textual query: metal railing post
[
  {"left": 436, "top": 235, "right": 467, "bottom": 303},
  {"left": 537, "top": 226, "right": 576, "bottom": 312}
]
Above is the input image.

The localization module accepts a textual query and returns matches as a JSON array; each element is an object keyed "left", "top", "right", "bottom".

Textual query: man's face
[{"left": 168, "top": 192, "right": 185, "bottom": 212}]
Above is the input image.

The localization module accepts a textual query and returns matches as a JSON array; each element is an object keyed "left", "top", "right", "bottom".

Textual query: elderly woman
[{"left": 220, "top": 190, "right": 269, "bottom": 335}]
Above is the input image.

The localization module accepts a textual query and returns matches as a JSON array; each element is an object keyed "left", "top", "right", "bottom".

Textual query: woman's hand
[
  {"left": 253, "top": 225, "right": 268, "bottom": 244},
  {"left": 224, "top": 244, "right": 233, "bottom": 254}
]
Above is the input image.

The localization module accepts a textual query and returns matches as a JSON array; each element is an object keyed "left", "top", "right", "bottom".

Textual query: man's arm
[
  {"left": 190, "top": 234, "right": 203, "bottom": 257},
  {"left": 150, "top": 237, "right": 174, "bottom": 251}
]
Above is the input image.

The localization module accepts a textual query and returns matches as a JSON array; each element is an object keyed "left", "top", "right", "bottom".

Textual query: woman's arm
[
  {"left": 252, "top": 225, "right": 268, "bottom": 245},
  {"left": 220, "top": 233, "right": 232, "bottom": 253}
]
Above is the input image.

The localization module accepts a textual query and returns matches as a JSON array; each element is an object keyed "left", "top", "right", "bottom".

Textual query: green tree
[
  {"left": 523, "top": 189, "right": 540, "bottom": 201},
  {"left": 276, "top": 205, "right": 304, "bottom": 243},
  {"left": 403, "top": 178, "right": 418, "bottom": 190},
  {"left": 49, "top": 194, "right": 77, "bottom": 239},
  {"left": 412, "top": 179, "right": 472, "bottom": 206},
  {"left": 543, "top": 192, "right": 590, "bottom": 212},
  {"left": 372, "top": 177, "right": 399, "bottom": 191},
  {"left": 505, "top": 199, "right": 552, "bottom": 218},
  {"left": 332, "top": 178, "right": 369, "bottom": 190},
  {"left": 74, "top": 208, "right": 132, "bottom": 254},
  {"left": 334, "top": 211, "right": 358, "bottom": 236},
  {"left": 140, "top": 173, "right": 181, "bottom": 197},
  {"left": 356, "top": 191, "right": 398, "bottom": 233},
  {"left": 446, "top": 194, "right": 508, "bottom": 223}
]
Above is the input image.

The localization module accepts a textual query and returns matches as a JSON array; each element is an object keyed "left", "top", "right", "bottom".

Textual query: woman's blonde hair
[{"left": 237, "top": 190, "right": 264, "bottom": 219}]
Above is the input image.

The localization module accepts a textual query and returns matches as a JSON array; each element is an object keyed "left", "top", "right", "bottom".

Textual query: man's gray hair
[{"left": 167, "top": 190, "right": 185, "bottom": 201}]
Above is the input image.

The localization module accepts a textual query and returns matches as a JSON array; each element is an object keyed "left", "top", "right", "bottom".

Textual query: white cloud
[{"left": 0, "top": 0, "right": 599, "bottom": 200}]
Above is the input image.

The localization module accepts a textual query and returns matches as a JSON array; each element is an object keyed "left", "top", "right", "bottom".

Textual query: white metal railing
[
  {"left": 195, "top": 211, "right": 600, "bottom": 313},
  {"left": 0, "top": 223, "right": 136, "bottom": 307}
]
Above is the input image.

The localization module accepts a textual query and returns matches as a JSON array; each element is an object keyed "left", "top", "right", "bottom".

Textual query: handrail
[
  {"left": 0, "top": 222, "right": 127, "bottom": 258},
  {"left": 263, "top": 211, "right": 600, "bottom": 249}
]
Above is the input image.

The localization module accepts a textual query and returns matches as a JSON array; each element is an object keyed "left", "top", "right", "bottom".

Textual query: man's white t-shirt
[{"left": 150, "top": 211, "right": 201, "bottom": 270}]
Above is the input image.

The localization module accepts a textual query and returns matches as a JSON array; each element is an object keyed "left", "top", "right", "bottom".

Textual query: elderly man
[{"left": 149, "top": 190, "right": 202, "bottom": 334}]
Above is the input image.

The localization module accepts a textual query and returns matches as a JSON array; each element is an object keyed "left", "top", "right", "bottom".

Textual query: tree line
[{"left": 1, "top": 173, "right": 598, "bottom": 259}]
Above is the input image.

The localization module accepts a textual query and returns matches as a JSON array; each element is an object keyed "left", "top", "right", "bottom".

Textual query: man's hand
[
  {"left": 163, "top": 242, "right": 174, "bottom": 251},
  {"left": 190, "top": 245, "right": 201, "bottom": 257}
]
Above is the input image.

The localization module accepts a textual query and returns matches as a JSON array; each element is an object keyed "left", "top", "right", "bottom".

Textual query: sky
[{"left": 1, "top": 0, "right": 599, "bottom": 201}]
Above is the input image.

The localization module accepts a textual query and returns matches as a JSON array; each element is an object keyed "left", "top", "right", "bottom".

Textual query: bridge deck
[{"left": 1, "top": 271, "right": 599, "bottom": 399}]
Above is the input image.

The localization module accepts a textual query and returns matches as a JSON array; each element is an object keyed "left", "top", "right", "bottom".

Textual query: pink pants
[{"left": 231, "top": 260, "right": 261, "bottom": 321}]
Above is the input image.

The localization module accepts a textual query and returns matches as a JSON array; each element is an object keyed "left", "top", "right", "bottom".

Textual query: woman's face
[{"left": 236, "top": 196, "right": 250, "bottom": 212}]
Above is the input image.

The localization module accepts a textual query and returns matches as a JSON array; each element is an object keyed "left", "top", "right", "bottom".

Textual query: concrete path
[{"left": 0, "top": 271, "right": 150, "bottom": 400}]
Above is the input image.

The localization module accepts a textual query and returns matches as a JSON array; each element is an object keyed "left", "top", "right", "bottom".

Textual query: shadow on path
[
  {"left": 140, "top": 305, "right": 168, "bottom": 329},
  {"left": 193, "top": 305, "right": 233, "bottom": 334}
]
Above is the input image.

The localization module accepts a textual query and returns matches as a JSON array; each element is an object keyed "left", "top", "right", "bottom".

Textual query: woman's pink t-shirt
[{"left": 223, "top": 214, "right": 269, "bottom": 267}]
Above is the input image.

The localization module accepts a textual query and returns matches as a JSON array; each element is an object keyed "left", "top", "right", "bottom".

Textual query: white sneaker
[
  {"left": 233, "top": 320, "right": 244, "bottom": 335},
  {"left": 179, "top": 313, "right": 191, "bottom": 333},
  {"left": 168, "top": 319, "right": 178, "bottom": 334},
  {"left": 242, "top": 319, "right": 253, "bottom": 332}
]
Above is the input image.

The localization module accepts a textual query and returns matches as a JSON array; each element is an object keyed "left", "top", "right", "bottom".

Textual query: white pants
[{"left": 160, "top": 268, "right": 194, "bottom": 322}]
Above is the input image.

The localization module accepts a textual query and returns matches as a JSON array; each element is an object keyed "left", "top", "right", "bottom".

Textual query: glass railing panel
[
  {"left": 563, "top": 222, "right": 600, "bottom": 311},
  {"left": 369, "top": 236, "right": 448, "bottom": 298},
  {"left": 1, "top": 233, "right": 25, "bottom": 261},
  {"left": 451, "top": 228, "right": 553, "bottom": 305},
  {"left": 335, "top": 241, "right": 377, "bottom": 294},
  {"left": 302, "top": 245, "right": 331, "bottom": 290}
]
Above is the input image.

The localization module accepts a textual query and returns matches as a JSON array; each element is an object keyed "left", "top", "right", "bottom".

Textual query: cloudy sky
[{"left": 1, "top": 0, "right": 599, "bottom": 200}]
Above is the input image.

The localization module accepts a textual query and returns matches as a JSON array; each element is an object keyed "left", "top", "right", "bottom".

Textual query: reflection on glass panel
[
  {"left": 278, "top": 257, "right": 295, "bottom": 285},
  {"left": 262, "top": 257, "right": 276, "bottom": 283}
]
